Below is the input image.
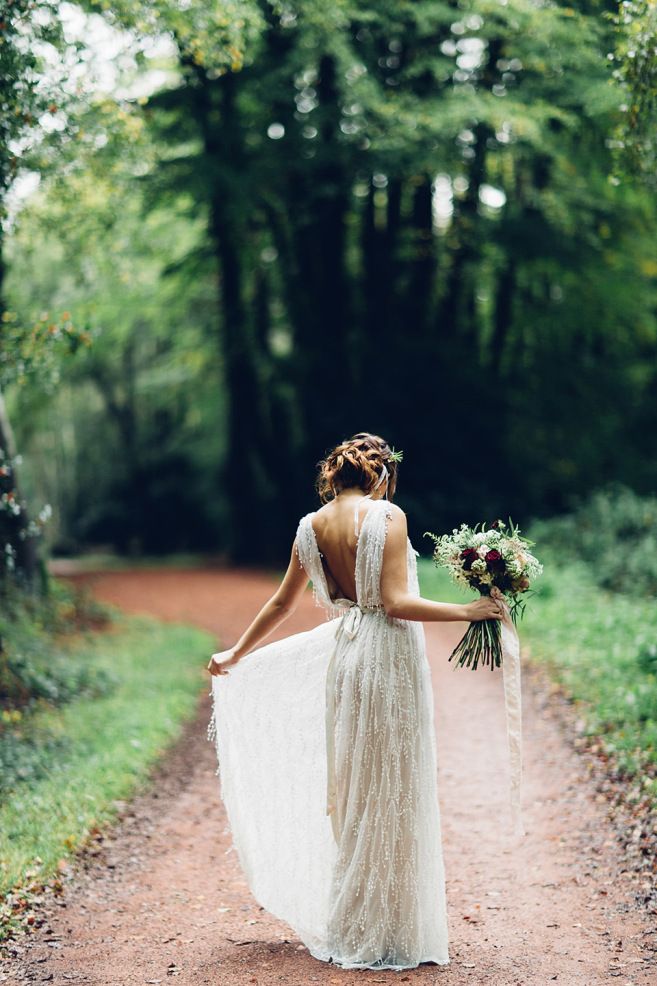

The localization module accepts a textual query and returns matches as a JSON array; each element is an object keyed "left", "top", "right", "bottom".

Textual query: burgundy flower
[
  {"left": 485, "top": 548, "right": 506, "bottom": 573},
  {"left": 460, "top": 547, "right": 477, "bottom": 571}
]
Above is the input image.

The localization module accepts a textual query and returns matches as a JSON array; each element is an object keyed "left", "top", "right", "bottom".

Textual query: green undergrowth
[
  {"left": 418, "top": 554, "right": 657, "bottom": 810},
  {"left": 0, "top": 614, "right": 215, "bottom": 940},
  {"left": 1, "top": 579, "right": 113, "bottom": 714}
]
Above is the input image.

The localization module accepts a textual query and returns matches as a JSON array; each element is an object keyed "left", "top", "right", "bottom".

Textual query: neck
[{"left": 336, "top": 485, "right": 385, "bottom": 500}]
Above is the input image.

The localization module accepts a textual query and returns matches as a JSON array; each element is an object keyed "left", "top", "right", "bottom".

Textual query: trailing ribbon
[{"left": 498, "top": 598, "right": 526, "bottom": 837}]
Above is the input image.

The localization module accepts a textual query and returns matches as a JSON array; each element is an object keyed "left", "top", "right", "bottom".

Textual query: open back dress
[{"left": 207, "top": 495, "right": 450, "bottom": 970}]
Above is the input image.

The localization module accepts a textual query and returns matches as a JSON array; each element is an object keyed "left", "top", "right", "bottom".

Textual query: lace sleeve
[{"left": 295, "top": 513, "right": 338, "bottom": 616}]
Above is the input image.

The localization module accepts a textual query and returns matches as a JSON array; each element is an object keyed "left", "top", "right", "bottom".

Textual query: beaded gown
[{"left": 207, "top": 496, "right": 450, "bottom": 970}]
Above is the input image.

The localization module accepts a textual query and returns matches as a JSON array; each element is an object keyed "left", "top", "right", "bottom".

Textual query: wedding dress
[{"left": 207, "top": 495, "right": 450, "bottom": 970}]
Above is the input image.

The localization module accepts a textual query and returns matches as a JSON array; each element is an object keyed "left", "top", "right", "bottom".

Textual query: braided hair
[{"left": 316, "top": 432, "right": 399, "bottom": 503}]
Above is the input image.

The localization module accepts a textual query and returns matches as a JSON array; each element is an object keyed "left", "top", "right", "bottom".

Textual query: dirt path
[{"left": 4, "top": 568, "right": 656, "bottom": 986}]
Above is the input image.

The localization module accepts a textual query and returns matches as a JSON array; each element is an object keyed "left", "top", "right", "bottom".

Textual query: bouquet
[{"left": 424, "top": 519, "right": 542, "bottom": 670}]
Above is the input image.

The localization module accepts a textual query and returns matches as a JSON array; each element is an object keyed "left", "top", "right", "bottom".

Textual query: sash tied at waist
[{"left": 325, "top": 600, "right": 386, "bottom": 843}]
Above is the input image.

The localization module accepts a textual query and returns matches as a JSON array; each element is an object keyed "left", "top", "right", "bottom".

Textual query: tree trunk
[
  {"left": 406, "top": 175, "right": 435, "bottom": 333},
  {"left": 490, "top": 260, "right": 516, "bottom": 374},
  {"left": 0, "top": 388, "right": 39, "bottom": 585},
  {"left": 189, "top": 66, "right": 280, "bottom": 561}
]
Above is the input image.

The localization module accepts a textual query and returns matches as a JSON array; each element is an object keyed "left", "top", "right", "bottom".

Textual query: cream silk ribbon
[{"left": 498, "top": 598, "right": 526, "bottom": 837}]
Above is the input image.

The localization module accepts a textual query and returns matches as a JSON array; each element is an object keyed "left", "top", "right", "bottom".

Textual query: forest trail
[{"left": 4, "top": 567, "right": 656, "bottom": 986}]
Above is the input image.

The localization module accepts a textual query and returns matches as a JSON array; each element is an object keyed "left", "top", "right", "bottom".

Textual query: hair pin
[{"left": 389, "top": 447, "right": 404, "bottom": 463}]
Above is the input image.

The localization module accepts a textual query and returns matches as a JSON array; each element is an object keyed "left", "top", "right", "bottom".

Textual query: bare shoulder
[{"left": 383, "top": 502, "right": 408, "bottom": 536}]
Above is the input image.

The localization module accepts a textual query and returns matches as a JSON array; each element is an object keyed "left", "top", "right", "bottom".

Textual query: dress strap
[{"left": 354, "top": 493, "right": 373, "bottom": 538}]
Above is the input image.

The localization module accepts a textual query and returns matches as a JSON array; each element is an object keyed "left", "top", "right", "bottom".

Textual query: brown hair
[{"left": 316, "top": 432, "right": 399, "bottom": 503}]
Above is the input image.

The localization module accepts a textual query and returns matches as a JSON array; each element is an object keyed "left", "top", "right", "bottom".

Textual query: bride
[{"left": 206, "top": 431, "right": 503, "bottom": 971}]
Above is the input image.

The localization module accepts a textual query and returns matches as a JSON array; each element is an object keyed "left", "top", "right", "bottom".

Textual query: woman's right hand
[
  {"left": 464, "top": 594, "right": 504, "bottom": 622},
  {"left": 207, "top": 649, "right": 241, "bottom": 676}
]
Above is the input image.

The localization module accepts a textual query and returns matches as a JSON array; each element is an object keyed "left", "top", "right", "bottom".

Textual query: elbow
[
  {"left": 271, "top": 597, "right": 295, "bottom": 618},
  {"left": 383, "top": 596, "right": 405, "bottom": 620}
]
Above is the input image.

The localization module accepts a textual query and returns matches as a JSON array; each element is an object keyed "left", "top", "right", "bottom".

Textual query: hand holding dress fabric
[{"left": 207, "top": 649, "right": 241, "bottom": 676}]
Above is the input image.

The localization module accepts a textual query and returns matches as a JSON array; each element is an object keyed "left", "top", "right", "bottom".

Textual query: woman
[{"left": 206, "top": 432, "right": 503, "bottom": 971}]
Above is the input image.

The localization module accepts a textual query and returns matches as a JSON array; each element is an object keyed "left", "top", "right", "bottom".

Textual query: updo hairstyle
[{"left": 316, "top": 432, "right": 399, "bottom": 503}]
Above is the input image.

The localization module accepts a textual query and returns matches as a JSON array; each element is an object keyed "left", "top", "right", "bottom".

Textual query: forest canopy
[{"left": 2, "top": 0, "right": 656, "bottom": 568}]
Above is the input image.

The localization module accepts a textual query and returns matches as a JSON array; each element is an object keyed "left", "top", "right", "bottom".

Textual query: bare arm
[
  {"left": 380, "top": 505, "right": 504, "bottom": 623},
  {"left": 207, "top": 537, "right": 309, "bottom": 675}
]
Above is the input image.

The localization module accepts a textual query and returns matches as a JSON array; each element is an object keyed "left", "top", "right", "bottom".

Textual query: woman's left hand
[{"left": 207, "top": 649, "right": 241, "bottom": 676}]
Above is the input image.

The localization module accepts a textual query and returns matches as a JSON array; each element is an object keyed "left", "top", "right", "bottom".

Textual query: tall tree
[
  {"left": 0, "top": 0, "right": 70, "bottom": 585},
  {"left": 9, "top": 0, "right": 657, "bottom": 561}
]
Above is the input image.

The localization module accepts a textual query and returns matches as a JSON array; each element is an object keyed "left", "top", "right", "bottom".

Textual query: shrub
[
  {"left": 529, "top": 484, "right": 657, "bottom": 597},
  {"left": 0, "top": 580, "right": 117, "bottom": 797},
  {"left": 0, "top": 579, "right": 115, "bottom": 712}
]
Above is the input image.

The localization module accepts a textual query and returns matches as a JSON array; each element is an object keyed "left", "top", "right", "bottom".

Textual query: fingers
[
  {"left": 206, "top": 658, "right": 230, "bottom": 676},
  {"left": 208, "top": 650, "right": 237, "bottom": 675}
]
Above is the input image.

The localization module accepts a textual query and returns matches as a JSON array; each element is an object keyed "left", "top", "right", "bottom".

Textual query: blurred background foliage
[{"left": 1, "top": 0, "right": 657, "bottom": 571}]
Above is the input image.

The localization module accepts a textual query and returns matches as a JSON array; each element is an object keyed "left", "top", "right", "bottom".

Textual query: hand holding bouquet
[{"left": 424, "top": 519, "right": 542, "bottom": 670}]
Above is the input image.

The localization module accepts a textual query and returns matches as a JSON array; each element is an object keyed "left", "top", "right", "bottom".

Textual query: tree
[
  {"left": 6, "top": 91, "right": 223, "bottom": 557},
  {"left": 0, "top": 0, "right": 74, "bottom": 586},
  {"left": 131, "top": 0, "right": 645, "bottom": 550},
  {"left": 608, "top": 0, "right": 657, "bottom": 185},
  {"left": 7, "top": 0, "right": 657, "bottom": 564}
]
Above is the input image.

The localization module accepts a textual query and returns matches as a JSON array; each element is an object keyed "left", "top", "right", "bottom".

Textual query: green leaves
[
  {"left": 606, "top": 0, "right": 657, "bottom": 185},
  {"left": 83, "top": 0, "right": 267, "bottom": 73},
  {"left": 5, "top": 0, "right": 657, "bottom": 563}
]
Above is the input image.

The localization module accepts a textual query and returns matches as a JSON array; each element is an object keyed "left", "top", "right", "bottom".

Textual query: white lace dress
[{"left": 208, "top": 497, "right": 450, "bottom": 970}]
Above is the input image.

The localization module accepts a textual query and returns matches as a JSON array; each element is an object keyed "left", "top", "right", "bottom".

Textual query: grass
[
  {"left": 418, "top": 553, "right": 657, "bottom": 807},
  {"left": 3, "top": 544, "right": 655, "bottom": 942},
  {"left": 0, "top": 614, "right": 215, "bottom": 933}
]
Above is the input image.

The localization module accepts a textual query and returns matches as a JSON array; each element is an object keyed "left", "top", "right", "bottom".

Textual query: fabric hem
[{"left": 306, "top": 944, "right": 450, "bottom": 971}]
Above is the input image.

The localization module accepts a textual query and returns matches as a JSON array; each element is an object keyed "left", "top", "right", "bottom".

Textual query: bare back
[{"left": 310, "top": 493, "right": 382, "bottom": 603}]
